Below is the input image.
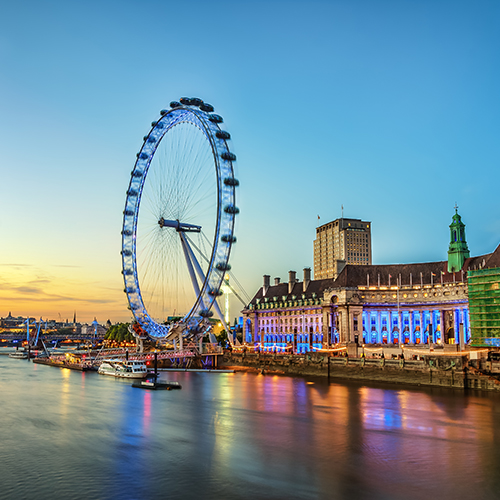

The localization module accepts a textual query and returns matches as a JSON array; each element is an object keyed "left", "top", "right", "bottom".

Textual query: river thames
[{"left": 1, "top": 352, "right": 500, "bottom": 500}]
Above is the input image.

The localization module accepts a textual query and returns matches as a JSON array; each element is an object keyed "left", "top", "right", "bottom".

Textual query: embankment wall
[{"left": 219, "top": 352, "right": 500, "bottom": 391}]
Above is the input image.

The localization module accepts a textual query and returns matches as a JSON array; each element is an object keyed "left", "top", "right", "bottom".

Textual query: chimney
[
  {"left": 263, "top": 275, "right": 270, "bottom": 296},
  {"left": 274, "top": 277, "right": 281, "bottom": 286},
  {"left": 303, "top": 267, "right": 311, "bottom": 292},
  {"left": 288, "top": 270, "right": 297, "bottom": 294}
]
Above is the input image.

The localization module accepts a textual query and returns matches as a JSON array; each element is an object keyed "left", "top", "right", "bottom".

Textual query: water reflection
[{"left": 2, "top": 357, "right": 500, "bottom": 499}]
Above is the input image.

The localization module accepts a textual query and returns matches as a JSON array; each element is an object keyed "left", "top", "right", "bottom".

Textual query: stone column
[
  {"left": 423, "top": 310, "right": 429, "bottom": 344},
  {"left": 322, "top": 307, "right": 330, "bottom": 348},
  {"left": 463, "top": 307, "right": 469, "bottom": 343},
  {"left": 429, "top": 310, "right": 434, "bottom": 344},
  {"left": 398, "top": 310, "right": 402, "bottom": 344},
  {"left": 377, "top": 311, "right": 382, "bottom": 344},
  {"left": 417, "top": 310, "right": 423, "bottom": 344},
  {"left": 339, "top": 308, "right": 350, "bottom": 344},
  {"left": 253, "top": 312, "right": 259, "bottom": 344},
  {"left": 409, "top": 310, "right": 414, "bottom": 344},
  {"left": 439, "top": 310, "right": 444, "bottom": 344},
  {"left": 429, "top": 310, "right": 434, "bottom": 343},
  {"left": 453, "top": 308, "right": 459, "bottom": 344},
  {"left": 362, "top": 311, "right": 367, "bottom": 344},
  {"left": 336, "top": 311, "right": 341, "bottom": 344},
  {"left": 388, "top": 311, "right": 392, "bottom": 343},
  {"left": 329, "top": 311, "right": 334, "bottom": 344},
  {"left": 366, "top": 311, "right": 371, "bottom": 344}
]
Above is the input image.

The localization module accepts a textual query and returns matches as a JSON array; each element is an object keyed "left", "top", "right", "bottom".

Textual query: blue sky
[{"left": 1, "top": 0, "right": 499, "bottom": 322}]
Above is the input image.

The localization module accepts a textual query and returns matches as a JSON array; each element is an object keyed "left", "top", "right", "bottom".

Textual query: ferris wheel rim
[{"left": 121, "top": 99, "right": 238, "bottom": 339}]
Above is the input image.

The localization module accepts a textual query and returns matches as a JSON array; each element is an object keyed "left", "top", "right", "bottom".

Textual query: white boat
[
  {"left": 9, "top": 351, "right": 28, "bottom": 359},
  {"left": 98, "top": 359, "right": 148, "bottom": 379}
]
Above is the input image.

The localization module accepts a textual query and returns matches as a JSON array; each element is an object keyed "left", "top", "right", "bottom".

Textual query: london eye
[{"left": 121, "top": 98, "right": 239, "bottom": 343}]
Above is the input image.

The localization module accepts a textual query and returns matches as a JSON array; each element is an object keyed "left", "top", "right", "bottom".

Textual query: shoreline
[{"left": 219, "top": 351, "right": 500, "bottom": 392}]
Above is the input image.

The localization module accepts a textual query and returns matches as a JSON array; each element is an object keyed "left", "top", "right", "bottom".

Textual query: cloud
[
  {"left": 0, "top": 263, "right": 33, "bottom": 267},
  {"left": 0, "top": 281, "right": 118, "bottom": 304},
  {"left": 28, "top": 279, "right": 51, "bottom": 285},
  {"left": 50, "top": 264, "right": 82, "bottom": 268},
  {"left": 0, "top": 293, "right": 117, "bottom": 305},
  {"left": 15, "top": 286, "right": 41, "bottom": 294}
]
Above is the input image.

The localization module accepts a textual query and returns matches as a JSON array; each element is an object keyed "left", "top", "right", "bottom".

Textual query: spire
[{"left": 447, "top": 206, "right": 470, "bottom": 273}]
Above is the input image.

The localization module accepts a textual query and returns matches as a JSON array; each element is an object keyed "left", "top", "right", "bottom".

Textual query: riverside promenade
[{"left": 220, "top": 345, "right": 500, "bottom": 392}]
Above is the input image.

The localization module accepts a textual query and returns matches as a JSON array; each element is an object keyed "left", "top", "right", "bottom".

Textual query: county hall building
[{"left": 242, "top": 210, "right": 499, "bottom": 353}]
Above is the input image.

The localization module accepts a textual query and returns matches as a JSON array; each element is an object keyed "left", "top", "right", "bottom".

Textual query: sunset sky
[{"left": 1, "top": 0, "right": 499, "bottom": 324}]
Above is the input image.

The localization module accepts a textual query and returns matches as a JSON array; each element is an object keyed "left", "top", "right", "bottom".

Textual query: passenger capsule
[
  {"left": 221, "top": 152, "right": 236, "bottom": 161},
  {"left": 200, "top": 309, "right": 214, "bottom": 318},
  {"left": 208, "top": 114, "right": 223, "bottom": 123},
  {"left": 180, "top": 97, "right": 192, "bottom": 105},
  {"left": 123, "top": 210, "right": 134, "bottom": 216},
  {"left": 122, "top": 249, "right": 132, "bottom": 256},
  {"left": 160, "top": 109, "right": 168, "bottom": 115},
  {"left": 151, "top": 121, "right": 157, "bottom": 127},
  {"left": 224, "top": 205, "right": 240, "bottom": 215},
  {"left": 147, "top": 136, "right": 156, "bottom": 143},
  {"left": 208, "top": 289, "right": 223, "bottom": 297},
  {"left": 216, "top": 130, "right": 230, "bottom": 140},
  {"left": 122, "top": 230, "right": 133, "bottom": 236},
  {"left": 190, "top": 97, "right": 203, "bottom": 107},
  {"left": 170, "top": 101, "right": 182, "bottom": 108},
  {"left": 223, "top": 177, "right": 240, "bottom": 187},
  {"left": 221, "top": 235, "right": 237, "bottom": 243},
  {"left": 127, "top": 189, "right": 138, "bottom": 196},
  {"left": 216, "top": 263, "right": 232, "bottom": 272},
  {"left": 200, "top": 103, "right": 214, "bottom": 112}
]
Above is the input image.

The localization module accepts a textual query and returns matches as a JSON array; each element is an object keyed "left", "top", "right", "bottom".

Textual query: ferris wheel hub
[{"left": 158, "top": 217, "right": 202, "bottom": 232}]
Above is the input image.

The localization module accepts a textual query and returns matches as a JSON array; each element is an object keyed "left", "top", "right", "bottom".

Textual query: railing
[{"left": 0, "top": 333, "right": 105, "bottom": 341}]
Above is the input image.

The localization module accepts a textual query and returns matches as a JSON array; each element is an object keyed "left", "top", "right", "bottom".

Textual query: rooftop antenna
[{"left": 341, "top": 204, "right": 344, "bottom": 218}]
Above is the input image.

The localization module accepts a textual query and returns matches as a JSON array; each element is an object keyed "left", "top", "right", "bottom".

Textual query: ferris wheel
[{"left": 121, "top": 97, "right": 239, "bottom": 343}]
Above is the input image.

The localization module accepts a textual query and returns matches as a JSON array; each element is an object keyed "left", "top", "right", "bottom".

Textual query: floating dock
[
  {"left": 131, "top": 380, "right": 181, "bottom": 390},
  {"left": 159, "top": 368, "right": 234, "bottom": 373}
]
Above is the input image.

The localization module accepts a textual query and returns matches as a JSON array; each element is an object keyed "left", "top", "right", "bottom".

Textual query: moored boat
[
  {"left": 98, "top": 359, "right": 148, "bottom": 379},
  {"left": 9, "top": 351, "right": 28, "bottom": 359}
]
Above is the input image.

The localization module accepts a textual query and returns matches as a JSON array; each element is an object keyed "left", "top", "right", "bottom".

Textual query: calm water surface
[{"left": 1, "top": 352, "right": 500, "bottom": 500}]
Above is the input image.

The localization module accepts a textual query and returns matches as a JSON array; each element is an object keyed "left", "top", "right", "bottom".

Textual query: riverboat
[
  {"left": 98, "top": 359, "right": 148, "bottom": 379},
  {"left": 33, "top": 357, "right": 96, "bottom": 371},
  {"left": 9, "top": 351, "right": 28, "bottom": 359}
]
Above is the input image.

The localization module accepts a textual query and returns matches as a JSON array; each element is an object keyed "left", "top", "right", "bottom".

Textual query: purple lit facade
[{"left": 242, "top": 260, "right": 490, "bottom": 353}]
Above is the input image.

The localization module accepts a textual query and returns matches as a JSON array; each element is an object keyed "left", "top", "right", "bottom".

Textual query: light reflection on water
[{"left": 1, "top": 356, "right": 500, "bottom": 499}]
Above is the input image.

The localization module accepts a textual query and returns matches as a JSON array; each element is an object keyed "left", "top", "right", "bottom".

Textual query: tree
[{"left": 105, "top": 323, "right": 133, "bottom": 342}]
